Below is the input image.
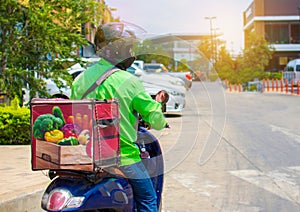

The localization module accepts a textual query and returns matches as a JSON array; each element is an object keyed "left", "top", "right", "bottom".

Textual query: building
[
  {"left": 243, "top": 0, "right": 300, "bottom": 72},
  {"left": 147, "top": 33, "right": 222, "bottom": 73},
  {"left": 148, "top": 34, "right": 210, "bottom": 62}
]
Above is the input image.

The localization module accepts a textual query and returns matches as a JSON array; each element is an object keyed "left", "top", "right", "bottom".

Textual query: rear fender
[{"left": 42, "top": 176, "right": 133, "bottom": 211}]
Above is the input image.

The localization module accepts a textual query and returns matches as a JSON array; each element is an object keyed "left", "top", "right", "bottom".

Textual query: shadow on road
[{"left": 165, "top": 114, "right": 182, "bottom": 118}]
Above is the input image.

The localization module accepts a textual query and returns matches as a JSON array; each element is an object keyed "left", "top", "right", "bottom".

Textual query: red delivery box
[{"left": 30, "top": 98, "right": 120, "bottom": 172}]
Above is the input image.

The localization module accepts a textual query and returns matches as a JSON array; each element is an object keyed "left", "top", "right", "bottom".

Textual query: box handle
[
  {"left": 96, "top": 119, "right": 119, "bottom": 127},
  {"left": 42, "top": 153, "right": 52, "bottom": 162}
]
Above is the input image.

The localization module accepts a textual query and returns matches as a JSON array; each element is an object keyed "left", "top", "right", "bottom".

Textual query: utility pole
[
  {"left": 205, "top": 16, "right": 216, "bottom": 64},
  {"left": 213, "top": 27, "right": 219, "bottom": 62}
]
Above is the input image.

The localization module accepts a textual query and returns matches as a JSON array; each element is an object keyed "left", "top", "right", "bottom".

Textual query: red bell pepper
[{"left": 64, "top": 130, "right": 78, "bottom": 139}]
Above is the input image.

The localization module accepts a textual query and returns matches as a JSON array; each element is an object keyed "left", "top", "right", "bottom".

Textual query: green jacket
[{"left": 71, "top": 58, "right": 167, "bottom": 166}]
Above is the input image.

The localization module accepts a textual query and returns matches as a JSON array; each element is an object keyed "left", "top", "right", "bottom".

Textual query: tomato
[{"left": 64, "top": 130, "right": 78, "bottom": 138}]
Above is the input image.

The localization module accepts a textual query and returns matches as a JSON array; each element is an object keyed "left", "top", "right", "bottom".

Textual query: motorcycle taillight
[{"left": 47, "top": 189, "right": 71, "bottom": 211}]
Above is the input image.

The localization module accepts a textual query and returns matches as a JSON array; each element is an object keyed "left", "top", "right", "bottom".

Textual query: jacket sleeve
[{"left": 131, "top": 91, "right": 167, "bottom": 130}]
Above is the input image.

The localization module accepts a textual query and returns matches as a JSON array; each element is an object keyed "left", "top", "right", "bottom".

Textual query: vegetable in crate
[
  {"left": 78, "top": 130, "right": 90, "bottom": 145},
  {"left": 64, "top": 130, "right": 78, "bottom": 138},
  {"left": 44, "top": 130, "right": 64, "bottom": 143},
  {"left": 33, "top": 114, "right": 64, "bottom": 139},
  {"left": 67, "top": 115, "right": 74, "bottom": 124},
  {"left": 61, "top": 123, "right": 82, "bottom": 137},
  {"left": 52, "top": 106, "right": 66, "bottom": 125},
  {"left": 57, "top": 137, "right": 79, "bottom": 146}
]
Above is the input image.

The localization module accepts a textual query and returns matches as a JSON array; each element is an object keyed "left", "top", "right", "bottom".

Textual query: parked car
[
  {"left": 45, "top": 63, "right": 86, "bottom": 99},
  {"left": 133, "top": 60, "right": 145, "bottom": 70},
  {"left": 283, "top": 58, "right": 300, "bottom": 85},
  {"left": 22, "top": 63, "right": 85, "bottom": 105},
  {"left": 38, "top": 61, "right": 185, "bottom": 114},
  {"left": 127, "top": 64, "right": 186, "bottom": 93},
  {"left": 127, "top": 64, "right": 186, "bottom": 113},
  {"left": 142, "top": 81, "right": 185, "bottom": 114},
  {"left": 143, "top": 62, "right": 192, "bottom": 90}
]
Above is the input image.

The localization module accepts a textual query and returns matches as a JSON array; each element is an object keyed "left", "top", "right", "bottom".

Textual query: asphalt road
[
  {"left": 4, "top": 81, "right": 299, "bottom": 212},
  {"left": 158, "top": 81, "right": 300, "bottom": 212}
]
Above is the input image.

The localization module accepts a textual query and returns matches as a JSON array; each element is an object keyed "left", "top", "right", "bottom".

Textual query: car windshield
[
  {"left": 126, "top": 66, "right": 136, "bottom": 74},
  {"left": 145, "top": 65, "right": 160, "bottom": 73},
  {"left": 145, "top": 64, "right": 169, "bottom": 73}
]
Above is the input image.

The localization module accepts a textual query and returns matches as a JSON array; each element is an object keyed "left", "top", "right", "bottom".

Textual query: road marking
[
  {"left": 229, "top": 166, "right": 300, "bottom": 204},
  {"left": 270, "top": 125, "right": 300, "bottom": 144},
  {"left": 169, "top": 173, "right": 219, "bottom": 197}
]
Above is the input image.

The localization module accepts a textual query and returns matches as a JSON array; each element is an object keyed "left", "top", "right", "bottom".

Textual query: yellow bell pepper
[{"left": 44, "top": 130, "right": 64, "bottom": 143}]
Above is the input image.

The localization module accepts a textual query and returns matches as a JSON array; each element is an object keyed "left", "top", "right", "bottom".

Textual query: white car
[
  {"left": 127, "top": 64, "right": 186, "bottom": 113},
  {"left": 45, "top": 63, "right": 86, "bottom": 99},
  {"left": 143, "top": 63, "right": 192, "bottom": 90},
  {"left": 142, "top": 81, "right": 185, "bottom": 113},
  {"left": 127, "top": 64, "right": 186, "bottom": 94},
  {"left": 23, "top": 60, "right": 90, "bottom": 104},
  {"left": 45, "top": 57, "right": 101, "bottom": 98}
]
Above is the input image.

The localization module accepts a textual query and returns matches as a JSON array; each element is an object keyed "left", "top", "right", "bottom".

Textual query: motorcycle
[{"left": 40, "top": 91, "right": 168, "bottom": 212}]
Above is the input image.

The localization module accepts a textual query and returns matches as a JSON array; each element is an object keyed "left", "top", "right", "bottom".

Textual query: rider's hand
[{"left": 155, "top": 90, "right": 169, "bottom": 104}]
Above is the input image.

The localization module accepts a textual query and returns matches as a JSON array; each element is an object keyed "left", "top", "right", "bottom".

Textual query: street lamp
[{"left": 205, "top": 16, "right": 216, "bottom": 63}]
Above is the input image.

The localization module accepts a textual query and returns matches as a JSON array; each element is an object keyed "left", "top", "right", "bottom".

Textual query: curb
[{"left": 0, "top": 188, "right": 44, "bottom": 212}]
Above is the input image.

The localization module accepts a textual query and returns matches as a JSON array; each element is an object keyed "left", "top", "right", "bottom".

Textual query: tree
[
  {"left": 133, "top": 39, "right": 171, "bottom": 67},
  {"left": 214, "top": 46, "right": 235, "bottom": 81},
  {"left": 177, "top": 58, "right": 189, "bottom": 72},
  {"left": 0, "top": 0, "right": 105, "bottom": 104},
  {"left": 214, "top": 32, "right": 274, "bottom": 84},
  {"left": 198, "top": 38, "right": 213, "bottom": 62},
  {"left": 238, "top": 32, "right": 274, "bottom": 82}
]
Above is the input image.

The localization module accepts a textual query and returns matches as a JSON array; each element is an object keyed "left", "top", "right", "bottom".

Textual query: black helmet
[{"left": 94, "top": 22, "right": 140, "bottom": 70}]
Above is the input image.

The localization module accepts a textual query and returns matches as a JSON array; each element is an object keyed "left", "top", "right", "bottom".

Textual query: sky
[{"left": 105, "top": 0, "right": 254, "bottom": 54}]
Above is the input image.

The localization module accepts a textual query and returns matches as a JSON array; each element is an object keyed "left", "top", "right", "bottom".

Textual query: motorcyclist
[{"left": 71, "top": 22, "right": 167, "bottom": 212}]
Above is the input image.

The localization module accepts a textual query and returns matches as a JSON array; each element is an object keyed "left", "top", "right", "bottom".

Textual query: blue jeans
[{"left": 119, "top": 161, "right": 157, "bottom": 212}]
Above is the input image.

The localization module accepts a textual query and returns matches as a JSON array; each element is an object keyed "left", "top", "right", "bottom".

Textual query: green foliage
[
  {"left": 249, "top": 84, "right": 257, "bottom": 92},
  {"left": 213, "top": 32, "right": 274, "bottom": 85},
  {"left": 10, "top": 96, "right": 20, "bottom": 110},
  {"left": 232, "top": 32, "right": 274, "bottom": 84},
  {"left": 176, "top": 58, "right": 189, "bottom": 72},
  {"left": 133, "top": 40, "right": 171, "bottom": 66},
  {"left": 214, "top": 46, "right": 235, "bottom": 81},
  {"left": 0, "top": 0, "right": 105, "bottom": 104},
  {"left": 0, "top": 105, "right": 30, "bottom": 145},
  {"left": 264, "top": 72, "right": 282, "bottom": 80},
  {"left": 198, "top": 38, "right": 213, "bottom": 60},
  {"left": 209, "top": 74, "right": 219, "bottom": 82}
]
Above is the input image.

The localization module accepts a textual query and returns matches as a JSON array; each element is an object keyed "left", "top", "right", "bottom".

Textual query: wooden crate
[{"left": 35, "top": 140, "right": 93, "bottom": 171}]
